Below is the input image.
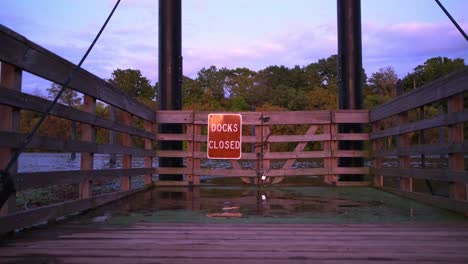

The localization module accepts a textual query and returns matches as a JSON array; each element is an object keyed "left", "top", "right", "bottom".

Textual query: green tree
[
  {"left": 197, "top": 66, "right": 229, "bottom": 101},
  {"left": 47, "top": 83, "right": 81, "bottom": 107},
  {"left": 364, "top": 67, "right": 398, "bottom": 109},
  {"left": 47, "top": 83, "right": 81, "bottom": 159},
  {"left": 109, "top": 69, "right": 155, "bottom": 100},
  {"left": 402, "top": 57, "right": 465, "bottom": 91}
]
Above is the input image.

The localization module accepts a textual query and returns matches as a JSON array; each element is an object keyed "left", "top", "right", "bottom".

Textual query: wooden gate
[{"left": 155, "top": 110, "right": 369, "bottom": 186}]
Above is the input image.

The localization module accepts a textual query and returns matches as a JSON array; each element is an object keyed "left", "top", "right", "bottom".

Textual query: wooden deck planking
[{"left": 1, "top": 223, "right": 468, "bottom": 264}]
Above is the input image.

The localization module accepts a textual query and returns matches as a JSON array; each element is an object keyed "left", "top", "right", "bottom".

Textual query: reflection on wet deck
[{"left": 71, "top": 187, "right": 467, "bottom": 225}]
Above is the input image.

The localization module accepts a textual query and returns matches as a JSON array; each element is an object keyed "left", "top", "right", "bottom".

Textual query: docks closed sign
[{"left": 207, "top": 114, "right": 242, "bottom": 159}]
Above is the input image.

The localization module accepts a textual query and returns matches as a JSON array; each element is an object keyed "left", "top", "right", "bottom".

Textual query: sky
[{"left": 0, "top": 0, "right": 467, "bottom": 94}]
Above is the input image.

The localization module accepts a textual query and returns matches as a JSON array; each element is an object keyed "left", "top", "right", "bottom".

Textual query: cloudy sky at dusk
[{"left": 0, "top": 0, "right": 467, "bottom": 93}]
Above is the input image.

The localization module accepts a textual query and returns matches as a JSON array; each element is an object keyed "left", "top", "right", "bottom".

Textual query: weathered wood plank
[
  {"left": 267, "top": 134, "right": 330, "bottom": 142},
  {"left": 372, "top": 122, "right": 383, "bottom": 187},
  {"left": 378, "top": 168, "right": 468, "bottom": 184},
  {"left": 15, "top": 168, "right": 153, "bottom": 191},
  {"left": 333, "top": 150, "right": 368, "bottom": 158},
  {"left": 266, "top": 168, "right": 329, "bottom": 176},
  {"left": 79, "top": 95, "right": 95, "bottom": 199},
  {"left": 196, "top": 168, "right": 257, "bottom": 177},
  {"left": 155, "top": 133, "right": 191, "bottom": 141},
  {"left": 0, "top": 25, "right": 154, "bottom": 121},
  {"left": 448, "top": 94, "right": 466, "bottom": 201},
  {"left": 333, "top": 133, "right": 369, "bottom": 141},
  {"left": 156, "top": 150, "right": 192, "bottom": 158},
  {"left": 120, "top": 112, "right": 132, "bottom": 191},
  {"left": 324, "top": 124, "right": 338, "bottom": 184},
  {"left": 0, "top": 62, "right": 21, "bottom": 216},
  {"left": 263, "top": 111, "right": 332, "bottom": 124},
  {"left": 398, "top": 112, "right": 412, "bottom": 192},
  {"left": 373, "top": 142, "right": 468, "bottom": 157},
  {"left": 370, "top": 111, "right": 468, "bottom": 139},
  {"left": 143, "top": 121, "right": 153, "bottom": 186},
  {"left": 370, "top": 67, "right": 468, "bottom": 121},
  {"left": 154, "top": 167, "right": 192, "bottom": 175},
  {"left": 0, "top": 187, "right": 149, "bottom": 235},
  {"left": 333, "top": 167, "right": 370, "bottom": 175},
  {"left": 194, "top": 111, "right": 262, "bottom": 125},
  {"left": 156, "top": 110, "right": 194, "bottom": 124},
  {"left": 3, "top": 222, "right": 468, "bottom": 264},
  {"left": 0, "top": 87, "right": 154, "bottom": 139},
  {"left": 332, "top": 110, "right": 369, "bottom": 123},
  {"left": 264, "top": 151, "right": 331, "bottom": 159},
  {"left": 0, "top": 131, "right": 153, "bottom": 156}
]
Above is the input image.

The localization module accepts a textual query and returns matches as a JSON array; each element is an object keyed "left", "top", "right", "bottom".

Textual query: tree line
[{"left": 20, "top": 55, "right": 466, "bottom": 148}]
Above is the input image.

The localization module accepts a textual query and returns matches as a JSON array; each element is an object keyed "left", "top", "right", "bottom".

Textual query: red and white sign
[{"left": 207, "top": 114, "right": 242, "bottom": 159}]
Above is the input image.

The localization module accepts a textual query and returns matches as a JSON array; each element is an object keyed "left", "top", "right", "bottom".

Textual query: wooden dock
[{"left": 1, "top": 223, "right": 468, "bottom": 263}]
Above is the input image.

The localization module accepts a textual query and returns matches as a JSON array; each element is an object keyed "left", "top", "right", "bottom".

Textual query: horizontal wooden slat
[
  {"left": 333, "top": 150, "right": 369, "bottom": 158},
  {"left": 264, "top": 151, "right": 331, "bottom": 159},
  {"left": 15, "top": 168, "right": 153, "bottom": 191},
  {"left": 263, "top": 111, "right": 332, "bottom": 125},
  {"left": 0, "top": 25, "right": 154, "bottom": 120},
  {"left": 377, "top": 168, "right": 468, "bottom": 183},
  {"left": 332, "top": 110, "right": 369, "bottom": 123},
  {"left": 370, "top": 67, "right": 468, "bottom": 121},
  {"left": 268, "top": 134, "right": 330, "bottom": 142},
  {"left": 0, "top": 131, "right": 153, "bottom": 156},
  {"left": 0, "top": 187, "right": 149, "bottom": 235},
  {"left": 373, "top": 142, "right": 468, "bottom": 157},
  {"left": 156, "top": 150, "right": 191, "bottom": 158},
  {"left": 381, "top": 187, "right": 468, "bottom": 214},
  {"left": 371, "top": 111, "right": 468, "bottom": 139},
  {"left": 266, "top": 168, "right": 329, "bottom": 176},
  {"left": 333, "top": 167, "right": 370, "bottom": 175},
  {"left": 154, "top": 167, "right": 192, "bottom": 175},
  {"left": 0, "top": 87, "right": 155, "bottom": 139},
  {"left": 193, "top": 111, "right": 262, "bottom": 125},
  {"left": 155, "top": 133, "right": 191, "bottom": 141},
  {"left": 155, "top": 110, "right": 193, "bottom": 124},
  {"left": 196, "top": 168, "right": 257, "bottom": 177},
  {"left": 333, "top": 133, "right": 369, "bottom": 141}
]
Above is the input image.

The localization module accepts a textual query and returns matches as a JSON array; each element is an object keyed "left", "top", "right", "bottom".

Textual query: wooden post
[
  {"left": 79, "top": 95, "right": 96, "bottom": 199},
  {"left": 187, "top": 118, "right": 196, "bottom": 185},
  {"left": 448, "top": 95, "right": 465, "bottom": 201},
  {"left": 324, "top": 123, "right": 338, "bottom": 185},
  {"left": 372, "top": 122, "right": 383, "bottom": 187},
  {"left": 254, "top": 125, "right": 263, "bottom": 185},
  {"left": 108, "top": 106, "right": 117, "bottom": 166},
  {"left": 144, "top": 120, "right": 153, "bottom": 186},
  {"left": 398, "top": 112, "right": 412, "bottom": 192},
  {"left": 0, "top": 63, "right": 21, "bottom": 215},
  {"left": 191, "top": 125, "right": 201, "bottom": 185},
  {"left": 262, "top": 125, "right": 271, "bottom": 184},
  {"left": 120, "top": 112, "right": 133, "bottom": 191}
]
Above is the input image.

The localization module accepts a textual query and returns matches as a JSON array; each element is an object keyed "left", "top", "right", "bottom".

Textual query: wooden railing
[
  {"left": 155, "top": 110, "right": 370, "bottom": 186},
  {"left": 370, "top": 67, "right": 468, "bottom": 214},
  {"left": 0, "top": 25, "right": 155, "bottom": 233}
]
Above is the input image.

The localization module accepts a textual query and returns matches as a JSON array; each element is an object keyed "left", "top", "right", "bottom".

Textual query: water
[
  {"left": 68, "top": 186, "right": 468, "bottom": 225},
  {"left": 18, "top": 153, "right": 151, "bottom": 172},
  {"left": 16, "top": 153, "right": 468, "bottom": 224}
]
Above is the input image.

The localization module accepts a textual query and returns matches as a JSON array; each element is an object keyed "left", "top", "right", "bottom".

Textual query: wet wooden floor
[{"left": 1, "top": 223, "right": 468, "bottom": 264}]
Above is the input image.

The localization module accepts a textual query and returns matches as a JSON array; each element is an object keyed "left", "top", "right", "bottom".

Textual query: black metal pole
[
  {"left": 337, "top": 0, "right": 363, "bottom": 181},
  {"left": 158, "top": 0, "right": 183, "bottom": 181}
]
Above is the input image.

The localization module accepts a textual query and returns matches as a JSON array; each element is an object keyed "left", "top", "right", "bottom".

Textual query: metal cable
[
  {"left": 435, "top": 0, "right": 468, "bottom": 41},
  {"left": 0, "top": 0, "right": 121, "bottom": 208}
]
